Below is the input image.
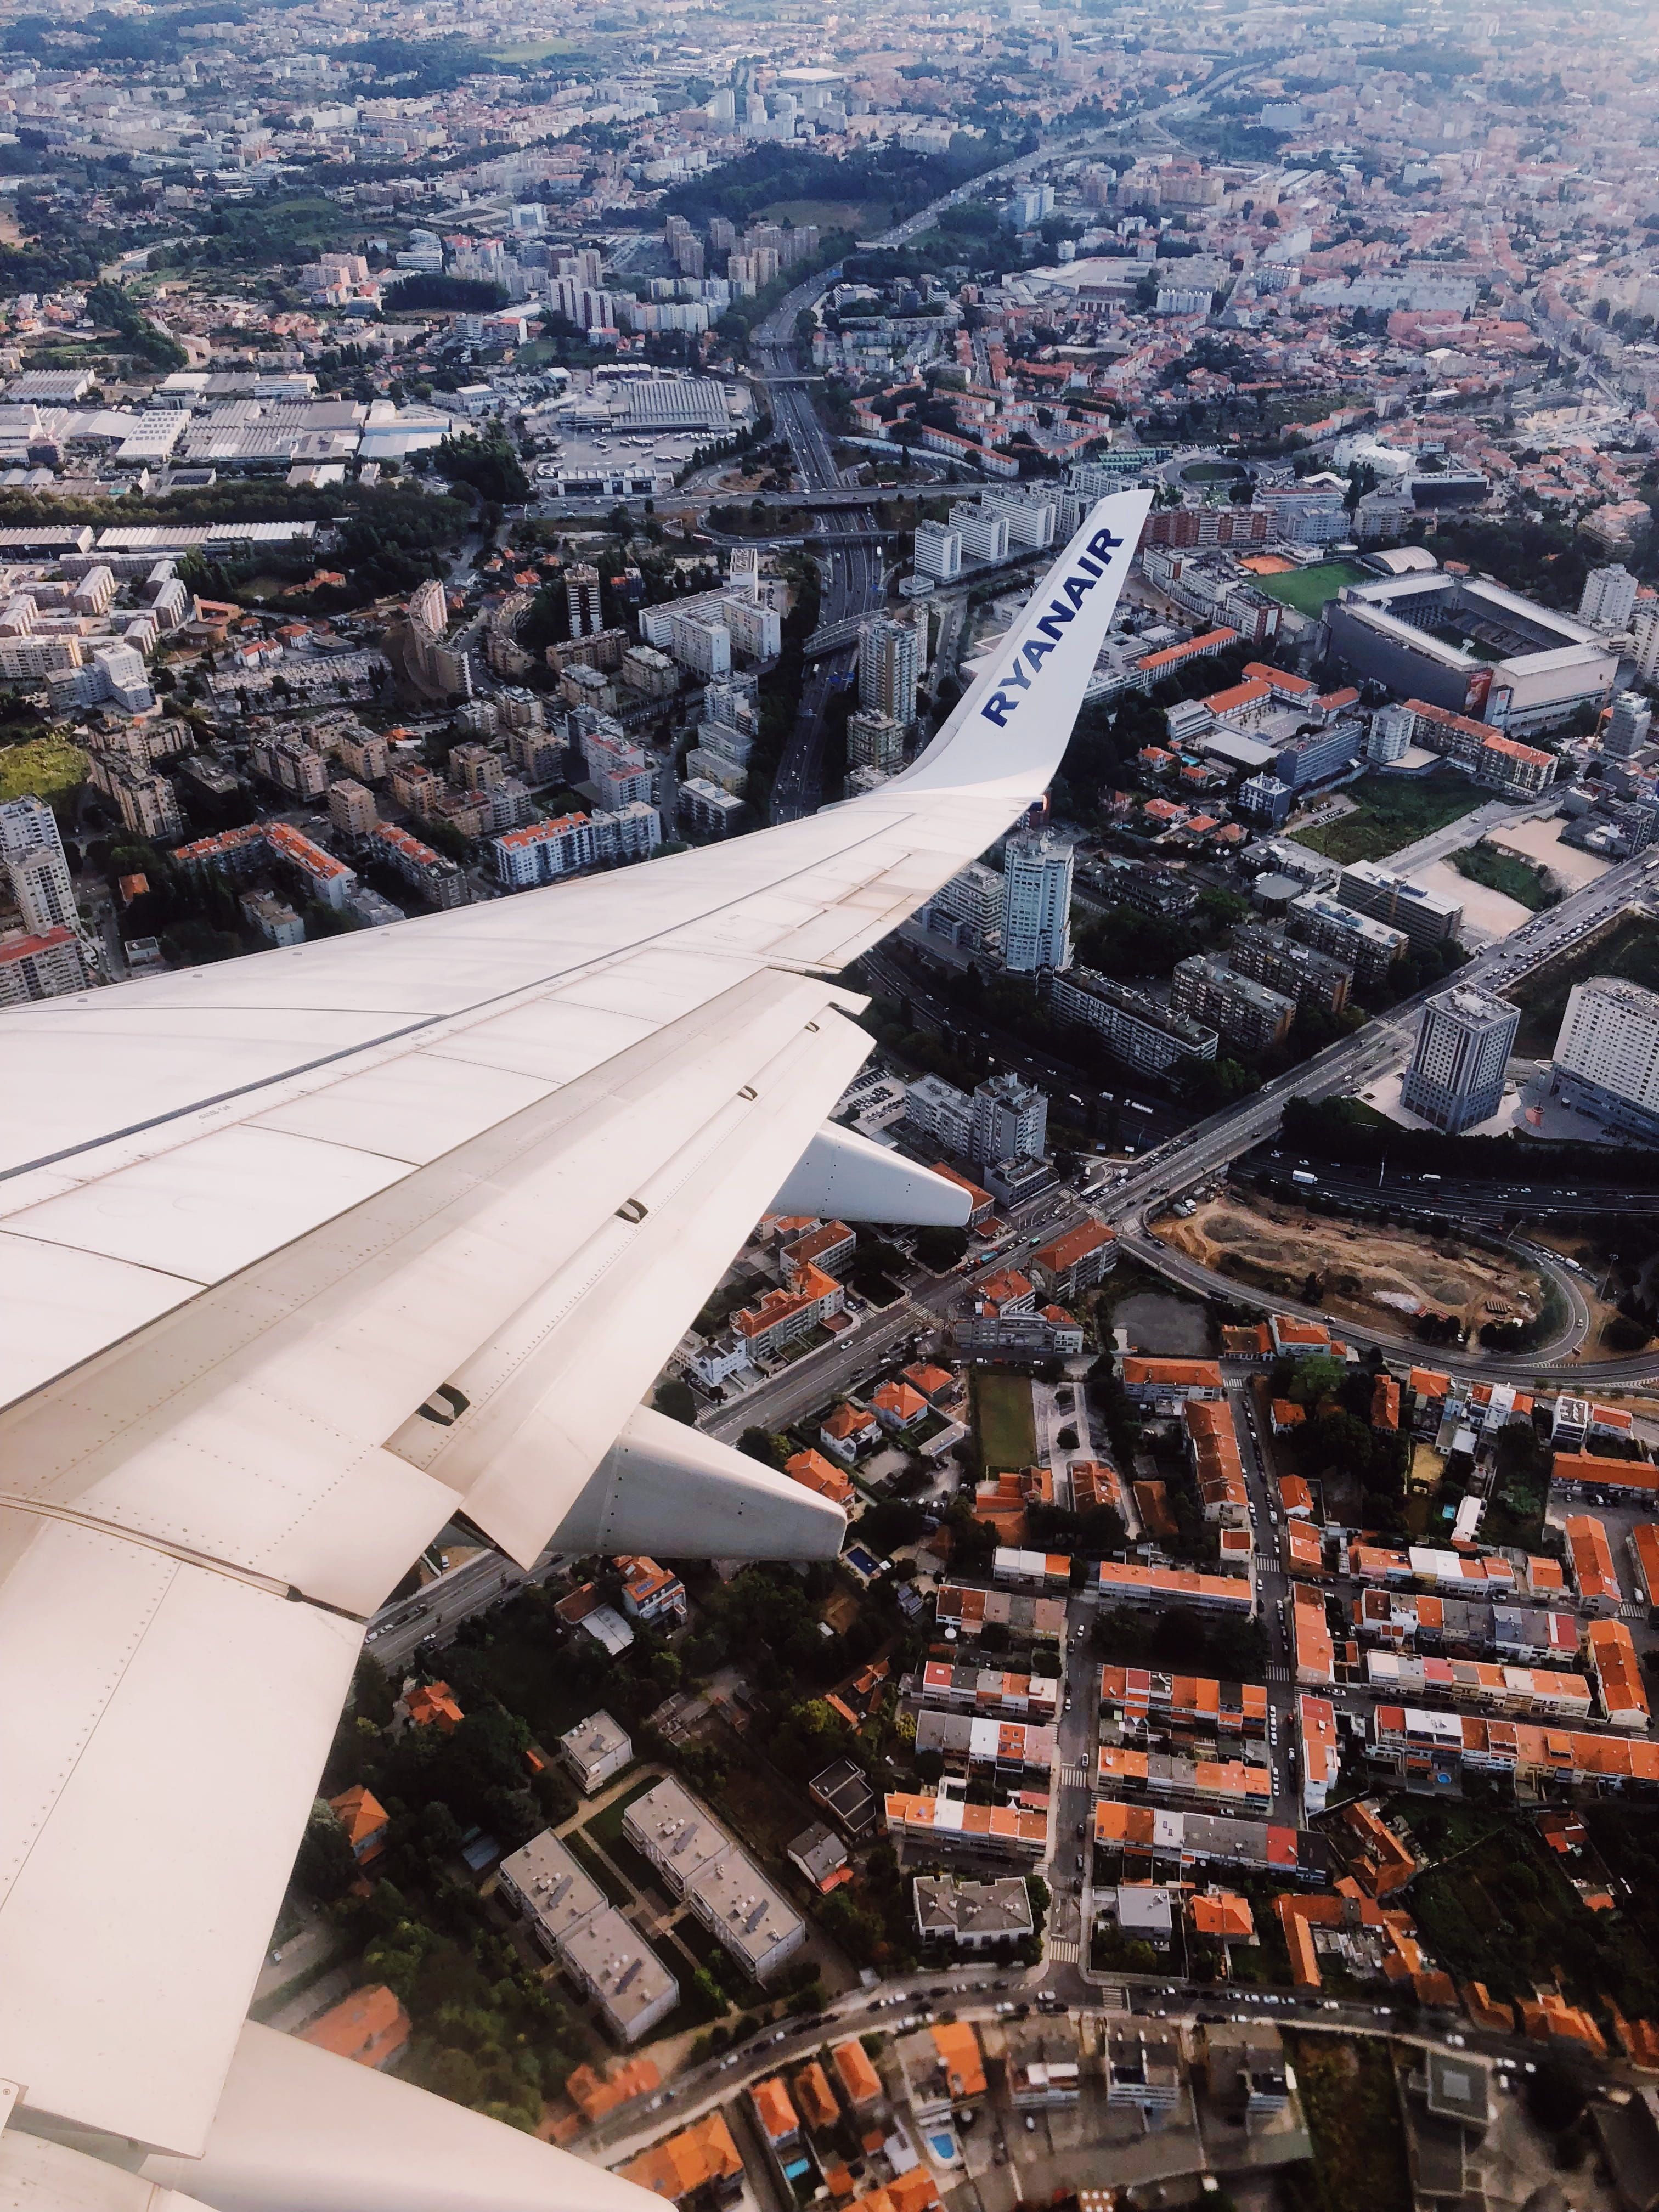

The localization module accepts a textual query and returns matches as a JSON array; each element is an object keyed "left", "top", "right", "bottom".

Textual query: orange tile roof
[
  {"left": 620, "top": 2112, "right": 744, "bottom": 2201},
  {"left": 405, "top": 1680, "right": 462, "bottom": 1730},
  {"left": 1122, "top": 1357, "right": 1223, "bottom": 1388},
  {"left": 297, "top": 1985, "right": 409, "bottom": 2068},
  {"left": 1272, "top": 1401, "right": 1306, "bottom": 1429},
  {"left": 873, "top": 1380, "right": 928, "bottom": 1424},
  {"left": 823, "top": 1402, "right": 876, "bottom": 1441},
  {"left": 752, "top": 2076, "right": 800, "bottom": 2142},
  {"left": 328, "top": 1784, "right": 388, "bottom": 1852},
  {"left": 930, "top": 2021, "right": 986, "bottom": 2100},
  {"left": 904, "top": 1363, "right": 957, "bottom": 1400},
  {"left": 1138, "top": 626, "right": 1240, "bottom": 673},
  {"left": 565, "top": 2057, "right": 661, "bottom": 2123},
  {"left": 1587, "top": 1617, "right": 1649, "bottom": 1721},
  {"left": 1463, "top": 1983, "right": 1516, "bottom": 2033},
  {"left": 1191, "top": 1892, "right": 1255, "bottom": 1941},
  {"left": 786, "top": 1448, "right": 854, "bottom": 1505},
  {"left": 1566, "top": 1515, "right": 1622, "bottom": 1604},
  {"left": 832, "top": 2037, "right": 883, "bottom": 2110},
  {"left": 794, "top": 2060, "right": 840, "bottom": 2134},
  {"left": 1031, "top": 1220, "right": 1116, "bottom": 1273}
]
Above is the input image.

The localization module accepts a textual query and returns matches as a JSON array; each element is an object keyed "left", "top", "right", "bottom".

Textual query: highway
[{"left": 750, "top": 274, "right": 889, "bottom": 824}]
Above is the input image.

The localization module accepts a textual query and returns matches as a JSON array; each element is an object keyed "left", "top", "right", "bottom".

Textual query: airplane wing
[{"left": 0, "top": 493, "right": 1148, "bottom": 2194}]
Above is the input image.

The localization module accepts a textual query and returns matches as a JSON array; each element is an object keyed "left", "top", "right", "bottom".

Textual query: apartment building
[
  {"left": 497, "top": 1830, "right": 678, "bottom": 2044},
  {"left": 1170, "top": 954, "right": 1296, "bottom": 1053},
  {"left": 1047, "top": 963, "right": 1218, "bottom": 1072},
  {"left": 1286, "top": 891, "right": 1407, "bottom": 991},
  {"left": 1550, "top": 977, "right": 1659, "bottom": 1140},
  {"left": 1400, "top": 984, "right": 1520, "bottom": 1133},
  {"left": 1337, "top": 861, "right": 1463, "bottom": 949},
  {"left": 1226, "top": 922, "right": 1352, "bottom": 1015}
]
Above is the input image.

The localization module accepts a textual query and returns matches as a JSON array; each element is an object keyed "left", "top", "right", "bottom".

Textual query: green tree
[{"left": 653, "top": 1379, "right": 697, "bottom": 1425}]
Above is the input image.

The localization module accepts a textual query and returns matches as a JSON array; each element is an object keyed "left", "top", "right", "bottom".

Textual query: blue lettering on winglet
[{"left": 978, "top": 523, "right": 1128, "bottom": 727}]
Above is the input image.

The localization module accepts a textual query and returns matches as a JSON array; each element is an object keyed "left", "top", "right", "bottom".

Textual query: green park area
[
  {"left": 1251, "top": 558, "right": 1368, "bottom": 617},
  {"left": 973, "top": 1369, "right": 1036, "bottom": 1473},
  {"left": 1291, "top": 771, "right": 1486, "bottom": 865},
  {"left": 1513, "top": 910, "right": 1659, "bottom": 1057},
  {"left": 0, "top": 736, "right": 86, "bottom": 807},
  {"left": 1453, "top": 840, "right": 1556, "bottom": 912}
]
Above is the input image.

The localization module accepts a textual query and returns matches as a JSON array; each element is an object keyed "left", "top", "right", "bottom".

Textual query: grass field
[
  {"left": 1453, "top": 840, "right": 1554, "bottom": 912},
  {"left": 486, "top": 36, "right": 588, "bottom": 58},
  {"left": 584, "top": 1773, "right": 659, "bottom": 1851},
  {"left": 1290, "top": 771, "right": 1486, "bottom": 864},
  {"left": 1285, "top": 2034, "right": 1413, "bottom": 2212},
  {"left": 760, "top": 197, "right": 890, "bottom": 236},
  {"left": 0, "top": 737, "right": 86, "bottom": 806},
  {"left": 1513, "top": 910, "right": 1659, "bottom": 1057},
  {"left": 1252, "top": 559, "right": 1368, "bottom": 617},
  {"left": 974, "top": 1369, "right": 1036, "bottom": 1474}
]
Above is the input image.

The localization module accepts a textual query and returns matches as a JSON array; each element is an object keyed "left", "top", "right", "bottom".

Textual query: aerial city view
[{"left": 7, "top": 2, "right": 1659, "bottom": 2210}]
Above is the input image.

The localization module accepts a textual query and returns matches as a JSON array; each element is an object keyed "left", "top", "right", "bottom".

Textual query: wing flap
[{"left": 386, "top": 1001, "right": 872, "bottom": 1566}]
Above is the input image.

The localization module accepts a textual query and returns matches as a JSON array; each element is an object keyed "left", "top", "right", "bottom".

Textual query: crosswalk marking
[
  {"left": 1255, "top": 1553, "right": 1279, "bottom": 1572},
  {"left": 1267, "top": 1664, "right": 1291, "bottom": 1683},
  {"left": 1046, "top": 1939, "right": 1080, "bottom": 1963},
  {"left": 1060, "top": 1764, "right": 1089, "bottom": 1788},
  {"left": 1096, "top": 1982, "right": 1131, "bottom": 2012}
]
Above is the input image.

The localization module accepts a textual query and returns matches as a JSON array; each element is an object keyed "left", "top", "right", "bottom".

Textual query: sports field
[
  {"left": 1252, "top": 560, "right": 1368, "bottom": 617},
  {"left": 974, "top": 1370, "right": 1037, "bottom": 1473}
]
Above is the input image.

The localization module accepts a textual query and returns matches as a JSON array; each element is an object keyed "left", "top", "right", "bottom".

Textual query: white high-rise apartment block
[
  {"left": 1633, "top": 599, "right": 1659, "bottom": 684},
  {"left": 1604, "top": 691, "right": 1652, "bottom": 761},
  {"left": 914, "top": 520, "right": 962, "bottom": 583},
  {"left": 951, "top": 506, "right": 1011, "bottom": 567},
  {"left": 1000, "top": 832, "right": 1073, "bottom": 973},
  {"left": 1400, "top": 983, "right": 1519, "bottom": 1133},
  {"left": 1551, "top": 977, "right": 1659, "bottom": 1139},
  {"left": 1579, "top": 564, "right": 1640, "bottom": 631},
  {"left": 0, "top": 795, "right": 76, "bottom": 936},
  {"left": 859, "top": 618, "right": 919, "bottom": 726},
  {"left": 847, "top": 707, "right": 905, "bottom": 775},
  {"left": 1365, "top": 704, "right": 1414, "bottom": 765},
  {"left": 565, "top": 563, "right": 603, "bottom": 639},
  {"left": 970, "top": 1071, "right": 1048, "bottom": 1166}
]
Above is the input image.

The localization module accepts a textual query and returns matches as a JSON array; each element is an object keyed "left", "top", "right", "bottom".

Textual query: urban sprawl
[{"left": 8, "top": 0, "right": 1659, "bottom": 2207}]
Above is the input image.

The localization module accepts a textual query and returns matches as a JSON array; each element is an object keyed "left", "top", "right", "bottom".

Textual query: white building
[
  {"left": 1604, "top": 692, "right": 1651, "bottom": 761},
  {"left": 1551, "top": 976, "right": 1659, "bottom": 1140},
  {"left": 952, "top": 506, "right": 1010, "bottom": 566},
  {"left": 1000, "top": 832, "right": 1073, "bottom": 973},
  {"left": 1400, "top": 983, "right": 1519, "bottom": 1133},
  {"left": 1579, "top": 564, "right": 1639, "bottom": 631},
  {"left": 1633, "top": 599, "right": 1659, "bottom": 683},
  {"left": 1365, "top": 703, "right": 1414, "bottom": 765},
  {"left": 971, "top": 1071, "right": 1047, "bottom": 1167},
  {"left": 915, "top": 519, "right": 962, "bottom": 582},
  {"left": 679, "top": 776, "right": 745, "bottom": 838},
  {"left": 558, "top": 1711, "right": 634, "bottom": 1795},
  {"left": 496, "top": 1829, "right": 678, "bottom": 2044},
  {"left": 0, "top": 796, "right": 77, "bottom": 936},
  {"left": 859, "top": 618, "right": 919, "bottom": 726},
  {"left": 565, "top": 563, "right": 603, "bottom": 639}
]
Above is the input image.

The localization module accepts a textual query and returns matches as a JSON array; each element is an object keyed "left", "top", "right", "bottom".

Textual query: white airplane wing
[{"left": 0, "top": 493, "right": 1148, "bottom": 2198}]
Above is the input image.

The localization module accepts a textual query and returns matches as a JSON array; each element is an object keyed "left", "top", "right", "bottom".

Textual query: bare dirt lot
[{"left": 1155, "top": 1192, "right": 1546, "bottom": 1338}]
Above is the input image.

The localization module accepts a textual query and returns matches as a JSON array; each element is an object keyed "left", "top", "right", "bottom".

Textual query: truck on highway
[{"left": 1291, "top": 1170, "right": 1317, "bottom": 1188}]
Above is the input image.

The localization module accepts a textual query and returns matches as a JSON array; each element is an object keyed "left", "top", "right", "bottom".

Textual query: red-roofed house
[{"left": 821, "top": 1402, "right": 878, "bottom": 1462}]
